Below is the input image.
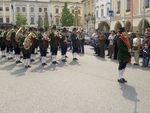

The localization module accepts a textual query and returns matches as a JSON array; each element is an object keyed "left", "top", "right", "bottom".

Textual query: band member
[
  {"left": 29, "top": 27, "right": 37, "bottom": 62},
  {"left": 60, "top": 28, "right": 68, "bottom": 62},
  {"left": 13, "top": 26, "right": 22, "bottom": 64},
  {"left": 117, "top": 28, "right": 131, "bottom": 83},
  {"left": 0, "top": 28, "right": 4, "bottom": 57},
  {"left": 71, "top": 28, "right": 79, "bottom": 60},
  {"left": 6, "top": 27, "right": 14, "bottom": 60},
  {"left": 19, "top": 28, "right": 32, "bottom": 68},
  {"left": 1, "top": 28, "right": 7, "bottom": 58},
  {"left": 49, "top": 25, "right": 59, "bottom": 64},
  {"left": 38, "top": 28, "right": 49, "bottom": 66}
]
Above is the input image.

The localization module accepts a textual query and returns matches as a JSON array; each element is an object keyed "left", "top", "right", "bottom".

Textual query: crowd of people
[
  {"left": 91, "top": 28, "right": 150, "bottom": 83},
  {"left": 0, "top": 25, "right": 85, "bottom": 68}
]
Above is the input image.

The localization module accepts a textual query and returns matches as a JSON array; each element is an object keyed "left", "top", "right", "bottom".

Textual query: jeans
[{"left": 143, "top": 57, "right": 149, "bottom": 67}]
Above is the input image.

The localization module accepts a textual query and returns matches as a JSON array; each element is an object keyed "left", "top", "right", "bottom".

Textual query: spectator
[{"left": 142, "top": 43, "right": 150, "bottom": 67}]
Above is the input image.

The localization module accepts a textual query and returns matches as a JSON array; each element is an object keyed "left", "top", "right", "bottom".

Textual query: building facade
[
  {"left": 0, "top": 0, "right": 12, "bottom": 23},
  {"left": 95, "top": 0, "right": 111, "bottom": 32},
  {"left": 82, "top": 0, "right": 95, "bottom": 34},
  {"left": 111, "top": 0, "right": 150, "bottom": 32},
  {"left": 0, "top": 0, "right": 83, "bottom": 28}
]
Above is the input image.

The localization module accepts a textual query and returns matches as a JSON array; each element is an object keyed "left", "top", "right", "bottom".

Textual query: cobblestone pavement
[{"left": 0, "top": 46, "right": 150, "bottom": 113}]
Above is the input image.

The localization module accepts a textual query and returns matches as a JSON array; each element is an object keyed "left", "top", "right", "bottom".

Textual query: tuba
[
  {"left": 15, "top": 27, "right": 22, "bottom": 43},
  {"left": 23, "top": 33, "right": 32, "bottom": 50},
  {"left": 6, "top": 29, "right": 14, "bottom": 41}
]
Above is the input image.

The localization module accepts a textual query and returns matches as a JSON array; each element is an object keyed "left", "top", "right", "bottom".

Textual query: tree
[
  {"left": 37, "top": 15, "right": 43, "bottom": 29},
  {"left": 44, "top": 12, "right": 49, "bottom": 30},
  {"left": 16, "top": 12, "right": 27, "bottom": 27},
  {"left": 60, "top": 2, "right": 74, "bottom": 27}
]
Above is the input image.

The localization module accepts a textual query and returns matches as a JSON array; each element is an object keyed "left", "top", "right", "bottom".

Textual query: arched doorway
[
  {"left": 125, "top": 21, "right": 131, "bottom": 32},
  {"left": 98, "top": 21, "right": 110, "bottom": 32},
  {"left": 114, "top": 21, "right": 122, "bottom": 32},
  {"left": 138, "top": 19, "right": 150, "bottom": 33}
]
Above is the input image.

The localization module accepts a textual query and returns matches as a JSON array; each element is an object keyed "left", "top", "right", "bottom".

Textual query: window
[
  {"left": 39, "top": 8, "right": 42, "bottom": 12},
  {"left": 126, "top": 0, "right": 131, "bottom": 12},
  {"left": 96, "top": 10, "right": 99, "bottom": 18},
  {"left": 22, "top": 7, "right": 26, "bottom": 12},
  {"left": 101, "top": 8, "right": 104, "bottom": 16},
  {"left": 145, "top": 0, "right": 150, "bottom": 8},
  {"left": 116, "top": 1, "right": 120, "bottom": 14},
  {"left": 30, "top": 7, "right": 34, "bottom": 12},
  {"left": 0, "top": 7, "right": 3, "bottom": 11},
  {"left": 107, "top": 7, "right": 109, "bottom": 16},
  {"left": 16, "top": 7, "right": 20, "bottom": 12},
  {"left": 56, "top": 8, "right": 59, "bottom": 14},
  {"left": 6, "top": 7, "right": 9, "bottom": 11},
  {"left": 30, "top": 17, "right": 34, "bottom": 24},
  {"left": 44, "top": 8, "right": 47, "bottom": 12},
  {"left": 0, "top": 18, "right": 3, "bottom": 23},
  {"left": 6, "top": 18, "right": 9, "bottom": 23}
]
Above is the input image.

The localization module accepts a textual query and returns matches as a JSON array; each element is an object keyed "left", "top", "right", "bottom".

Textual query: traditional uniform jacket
[
  {"left": 71, "top": 33, "right": 79, "bottom": 47},
  {"left": 49, "top": 32, "right": 59, "bottom": 48},
  {"left": 0, "top": 30, "right": 3, "bottom": 47},
  {"left": 59, "top": 35, "right": 67, "bottom": 47},
  {"left": 11, "top": 31, "right": 18, "bottom": 48},
  {"left": 38, "top": 32, "right": 49, "bottom": 49},
  {"left": 117, "top": 35, "right": 129, "bottom": 61}
]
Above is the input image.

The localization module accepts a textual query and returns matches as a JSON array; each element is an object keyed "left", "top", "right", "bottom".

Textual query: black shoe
[
  {"left": 73, "top": 58, "right": 78, "bottom": 61},
  {"left": 62, "top": 59, "right": 67, "bottom": 62},
  {"left": 42, "top": 63, "right": 47, "bottom": 66},
  {"left": 118, "top": 79, "right": 125, "bottom": 83},
  {"left": 65, "top": 56, "right": 68, "bottom": 58},
  {"left": 134, "top": 63, "right": 139, "bottom": 66},
  {"left": 28, "top": 65, "right": 31, "bottom": 68},
  {"left": 2, "top": 55, "right": 6, "bottom": 58},
  {"left": 18, "top": 60, "right": 22, "bottom": 63},
  {"left": 122, "top": 78, "right": 127, "bottom": 83},
  {"left": 8, "top": 57, "right": 13, "bottom": 60},
  {"left": 31, "top": 59, "right": 35, "bottom": 62},
  {"left": 25, "top": 65, "right": 28, "bottom": 68},
  {"left": 52, "top": 61, "right": 58, "bottom": 64}
]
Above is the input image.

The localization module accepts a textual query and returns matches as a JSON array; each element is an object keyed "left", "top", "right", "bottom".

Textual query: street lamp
[
  {"left": 85, "top": 13, "right": 90, "bottom": 35},
  {"left": 91, "top": 14, "right": 96, "bottom": 31},
  {"left": 50, "top": 13, "right": 53, "bottom": 26},
  {"left": 122, "top": 18, "right": 125, "bottom": 28}
]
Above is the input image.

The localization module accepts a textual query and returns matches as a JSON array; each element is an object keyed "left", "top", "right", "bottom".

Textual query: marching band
[{"left": 0, "top": 25, "right": 81, "bottom": 68}]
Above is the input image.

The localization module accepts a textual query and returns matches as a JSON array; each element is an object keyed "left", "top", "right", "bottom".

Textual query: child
[{"left": 142, "top": 43, "right": 150, "bottom": 67}]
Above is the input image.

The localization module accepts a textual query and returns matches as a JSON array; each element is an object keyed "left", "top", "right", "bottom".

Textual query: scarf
[{"left": 119, "top": 34, "right": 131, "bottom": 49}]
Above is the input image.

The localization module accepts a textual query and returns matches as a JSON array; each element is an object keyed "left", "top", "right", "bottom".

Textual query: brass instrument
[
  {"left": 42, "top": 32, "right": 50, "bottom": 42},
  {"left": 6, "top": 29, "right": 14, "bottom": 41},
  {"left": 15, "top": 27, "right": 22, "bottom": 43},
  {"left": 23, "top": 32, "right": 33, "bottom": 50}
]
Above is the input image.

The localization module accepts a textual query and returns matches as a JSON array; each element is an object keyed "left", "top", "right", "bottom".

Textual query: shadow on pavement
[
  {"left": 31, "top": 65, "right": 45, "bottom": 73},
  {"left": 0, "top": 62, "right": 16, "bottom": 71},
  {"left": 45, "top": 63, "right": 57, "bottom": 71},
  {"left": 69, "top": 60, "right": 80, "bottom": 66},
  {"left": 120, "top": 84, "right": 140, "bottom": 113},
  {"left": 0, "top": 58, "right": 7, "bottom": 65},
  {"left": 11, "top": 67, "right": 27, "bottom": 76}
]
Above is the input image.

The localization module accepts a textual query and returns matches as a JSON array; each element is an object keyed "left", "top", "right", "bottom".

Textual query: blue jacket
[{"left": 142, "top": 48, "right": 150, "bottom": 58}]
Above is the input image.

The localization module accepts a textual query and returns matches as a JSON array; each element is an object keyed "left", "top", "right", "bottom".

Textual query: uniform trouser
[
  {"left": 133, "top": 50, "right": 140, "bottom": 64},
  {"left": 72, "top": 46, "right": 78, "bottom": 53},
  {"left": 61, "top": 45, "right": 67, "bottom": 55},
  {"left": 108, "top": 45, "right": 114, "bottom": 57},
  {"left": 14, "top": 46, "right": 21, "bottom": 55},
  {"left": 1, "top": 43, "right": 6, "bottom": 51},
  {"left": 51, "top": 46, "right": 58, "bottom": 55},
  {"left": 31, "top": 47, "right": 35, "bottom": 54},
  {"left": 118, "top": 60, "right": 128, "bottom": 70},
  {"left": 23, "top": 52, "right": 31, "bottom": 59},
  {"left": 99, "top": 44, "right": 105, "bottom": 57},
  {"left": 143, "top": 57, "right": 149, "bottom": 67},
  {"left": 6, "top": 44, "right": 13, "bottom": 53},
  {"left": 40, "top": 48, "right": 47, "bottom": 57}
]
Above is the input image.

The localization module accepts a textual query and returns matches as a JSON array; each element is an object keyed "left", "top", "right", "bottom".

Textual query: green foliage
[
  {"left": 44, "top": 12, "right": 49, "bottom": 30},
  {"left": 16, "top": 12, "right": 27, "bottom": 27},
  {"left": 37, "top": 15, "right": 43, "bottom": 29},
  {"left": 60, "top": 2, "right": 74, "bottom": 27}
]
